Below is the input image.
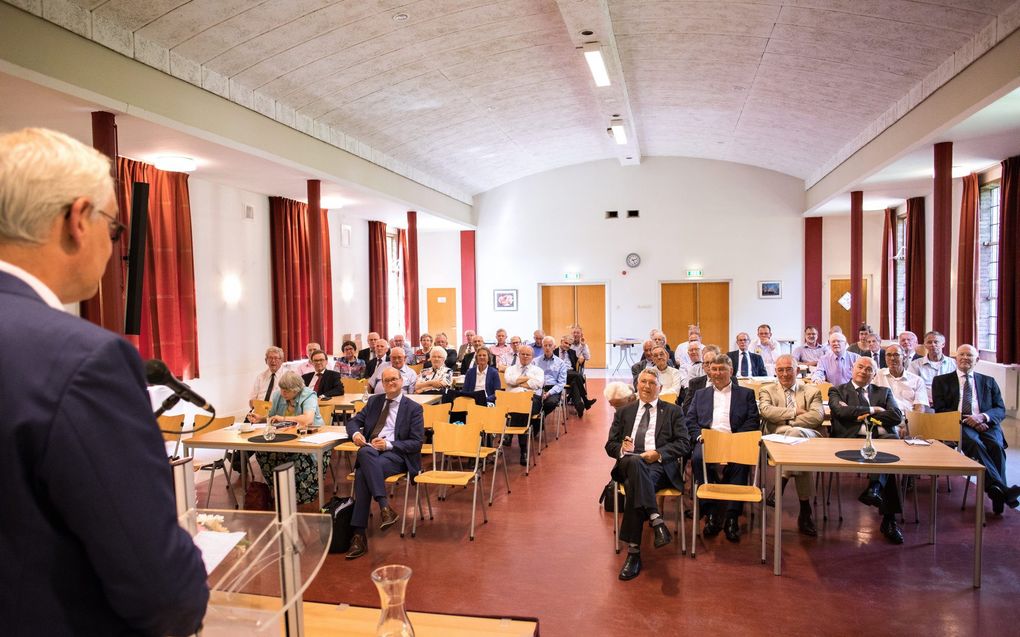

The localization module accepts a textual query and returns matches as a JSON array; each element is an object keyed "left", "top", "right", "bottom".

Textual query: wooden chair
[
  {"left": 904, "top": 410, "right": 966, "bottom": 520},
  {"left": 341, "top": 377, "right": 367, "bottom": 396},
  {"left": 408, "top": 420, "right": 489, "bottom": 540},
  {"left": 318, "top": 402, "right": 335, "bottom": 425},
  {"left": 659, "top": 392, "right": 680, "bottom": 405},
  {"left": 691, "top": 429, "right": 765, "bottom": 563},
  {"left": 815, "top": 382, "right": 833, "bottom": 403},
  {"left": 612, "top": 459, "right": 688, "bottom": 555},
  {"left": 158, "top": 414, "right": 185, "bottom": 459},
  {"left": 451, "top": 395, "right": 476, "bottom": 414},
  {"left": 251, "top": 400, "right": 272, "bottom": 418},
  {"left": 353, "top": 399, "right": 367, "bottom": 414},
  {"left": 409, "top": 363, "right": 424, "bottom": 375},
  {"left": 464, "top": 404, "right": 511, "bottom": 505},
  {"left": 195, "top": 415, "right": 241, "bottom": 508},
  {"left": 344, "top": 470, "right": 413, "bottom": 531},
  {"left": 494, "top": 390, "right": 539, "bottom": 475}
]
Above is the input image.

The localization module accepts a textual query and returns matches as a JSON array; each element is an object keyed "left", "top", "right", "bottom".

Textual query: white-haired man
[
  {"left": 811, "top": 332, "right": 859, "bottom": 386},
  {"left": 251, "top": 345, "right": 288, "bottom": 405},
  {"left": 873, "top": 344, "right": 927, "bottom": 414}
]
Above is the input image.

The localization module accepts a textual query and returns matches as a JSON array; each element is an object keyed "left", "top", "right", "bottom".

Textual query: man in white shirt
[
  {"left": 390, "top": 334, "right": 414, "bottom": 360},
  {"left": 898, "top": 330, "right": 923, "bottom": 361},
  {"left": 650, "top": 346, "right": 684, "bottom": 396},
  {"left": 294, "top": 341, "right": 324, "bottom": 376},
  {"left": 497, "top": 335, "right": 522, "bottom": 371},
  {"left": 678, "top": 341, "right": 705, "bottom": 388},
  {"left": 250, "top": 346, "right": 288, "bottom": 405},
  {"left": 751, "top": 324, "right": 781, "bottom": 376},
  {"left": 873, "top": 344, "right": 927, "bottom": 415},
  {"left": 368, "top": 347, "right": 417, "bottom": 395},
  {"left": 674, "top": 325, "right": 705, "bottom": 366},
  {"left": 503, "top": 345, "right": 544, "bottom": 464},
  {"left": 908, "top": 330, "right": 956, "bottom": 400},
  {"left": 570, "top": 325, "right": 591, "bottom": 368}
]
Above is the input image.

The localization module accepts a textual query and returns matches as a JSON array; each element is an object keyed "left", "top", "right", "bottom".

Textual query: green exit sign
[{"left": 686, "top": 269, "right": 703, "bottom": 278}]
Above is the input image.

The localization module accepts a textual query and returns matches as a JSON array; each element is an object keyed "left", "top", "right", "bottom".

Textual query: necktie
[
  {"left": 312, "top": 373, "right": 321, "bottom": 392},
  {"left": 961, "top": 375, "right": 973, "bottom": 416},
  {"left": 740, "top": 353, "right": 748, "bottom": 377},
  {"left": 856, "top": 385, "right": 869, "bottom": 405},
  {"left": 785, "top": 388, "right": 796, "bottom": 410},
  {"left": 633, "top": 403, "right": 652, "bottom": 453},
  {"left": 369, "top": 399, "right": 393, "bottom": 440},
  {"left": 512, "top": 353, "right": 518, "bottom": 365},
  {"left": 263, "top": 372, "right": 275, "bottom": 401}
]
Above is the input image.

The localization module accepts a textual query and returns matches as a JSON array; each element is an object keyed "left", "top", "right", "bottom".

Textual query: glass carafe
[
  {"left": 860, "top": 423, "right": 877, "bottom": 461},
  {"left": 371, "top": 564, "right": 415, "bottom": 637}
]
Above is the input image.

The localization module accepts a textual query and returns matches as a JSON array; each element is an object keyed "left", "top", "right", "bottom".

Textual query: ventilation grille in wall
[
  {"left": 627, "top": 210, "right": 639, "bottom": 218},
  {"left": 243, "top": 204, "right": 255, "bottom": 220},
  {"left": 605, "top": 210, "right": 619, "bottom": 219}
]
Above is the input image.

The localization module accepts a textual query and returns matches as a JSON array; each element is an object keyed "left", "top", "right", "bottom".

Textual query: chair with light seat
[
  {"left": 159, "top": 414, "right": 186, "bottom": 460},
  {"left": 494, "top": 390, "right": 540, "bottom": 475},
  {"left": 463, "top": 404, "right": 512, "bottom": 505},
  {"left": 341, "top": 377, "right": 367, "bottom": 396},
  {"left": 904, "top": 410, "right": 967, "bottom": 521},
  {"left": 612, "top": 459, "right": 688, "bottom": 555},
  {"left": 691, "top": 429, "right": 766, "bottom": 563},
  {"left": 194, "top": 415, "right": 243, "bottom": 508},
  {"left": 408, "top": 419, "right": 489, "bottom": 540}
]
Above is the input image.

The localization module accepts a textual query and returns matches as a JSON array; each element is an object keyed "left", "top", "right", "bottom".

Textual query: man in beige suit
[{"left": 758, "top": 354, "right": 825, "bottom": 536}]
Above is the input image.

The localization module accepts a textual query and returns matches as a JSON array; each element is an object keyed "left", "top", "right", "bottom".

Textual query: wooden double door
[
  {"left": 660, "top": 282, "right": 730, "bottom": 351},
  {"left": 540, "top": 284, "right": 606, "bottom": 368}
]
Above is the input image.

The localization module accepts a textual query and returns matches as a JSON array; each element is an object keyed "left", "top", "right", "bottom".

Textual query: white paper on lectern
[{"left": 193, "top": 531, "right": 246, "bottom": 575}]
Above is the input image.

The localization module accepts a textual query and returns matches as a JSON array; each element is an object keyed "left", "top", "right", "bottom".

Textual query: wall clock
[{"left": 625, "top": 252, "right": 641, "bottom": 268}]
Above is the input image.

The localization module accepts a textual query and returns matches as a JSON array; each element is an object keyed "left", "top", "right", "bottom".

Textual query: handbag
[
  {"left": 598, "top": 481, "right": 622, "bottom": 513},
  {"left": 243, "top": 481, "right": 273, "bottom": 511},
  {"left": 322, "top": 496, "right": 359, "bottom": 553}
]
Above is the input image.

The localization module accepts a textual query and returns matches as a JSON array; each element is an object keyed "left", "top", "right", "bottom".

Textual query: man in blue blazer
[
  {"left": 0, "top": 128, "right": 208, "bottom": 636},
  {"left": 685, "top": 354, "right": 760, "bottom": 542},
  {"left": 344, "top": 367, "right": 425, "bottom": 559},
  {"left": 459, "top": 347, "right": 500, "bottom": 405},
  {"left": 728, "top": 331, "right": 767, "bottom": 377},
  {"left": 932, "top": 345, "right": 1018, "bottom": 515}
]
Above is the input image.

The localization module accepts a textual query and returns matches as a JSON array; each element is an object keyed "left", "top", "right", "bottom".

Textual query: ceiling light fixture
[
  {"left": 154, "top": 155, "right": 197, "bottom": 172},
  {"left": 583, "top": 42, "right": 610, "bottom": 87},
  {"left": 610, "top": 119, "right": 627, "bottom": 145},
  {"left": 392, "top": 13, "right": 409, "bottom": 22},
  {"left": 951, "top": 165, "right": 969, "bottom": 179}
]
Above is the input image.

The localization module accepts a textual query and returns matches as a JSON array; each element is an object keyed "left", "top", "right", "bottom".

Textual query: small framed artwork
[
  {"left": 493, "top": 289, "right": 518, "bottom": 311},
  {"left": 758, "top": 280, "right": 782, "bottom": 299}
]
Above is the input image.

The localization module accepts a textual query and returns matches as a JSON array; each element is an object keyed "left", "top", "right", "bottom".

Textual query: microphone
[{"left": 145, "top": 359, "right": 214, "bottom": 412}]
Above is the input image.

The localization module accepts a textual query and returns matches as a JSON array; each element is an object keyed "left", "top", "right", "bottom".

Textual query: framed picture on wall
[
  {"left": 758, "top": 280, "right": 782, "bottom": 299},
  {"left": 494, "top": 289, "right": 518, "bottom": 311}
]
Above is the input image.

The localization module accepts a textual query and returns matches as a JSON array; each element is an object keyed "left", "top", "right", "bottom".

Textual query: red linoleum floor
[{"left": 202, "top": 379, "right": 1020, "bottom": 636}]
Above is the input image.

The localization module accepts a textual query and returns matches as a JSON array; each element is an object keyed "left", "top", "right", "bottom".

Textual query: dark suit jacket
[
  {"left": 828, "top": 381, "right": 903, "bottom": 438},
  {"left": 443, "top": 347, "right": 458, "bottom": 370},
  {"left": 862, "top": 349, "right": 887, "bottom": 369},
  {"left": 553, "top": 347, "right": 579, "bottom": 371},
  {"left": 932, "top": 371, "right": 1006, "bottom": 426},
  {"left": 728, "top": 350, "right": 767, "bottom": 376},
  {"left": 346, "top": 393, "right": 425, "bottom": 476},
  {"left": 302, "top": 368, "right": 344, "bottom": 398},
  {"left": 459, "top": 350, "right": 480, "bottom": 375},
  {"left": 681, "top": 373, "right": 738, "bottom": 415},
  {"left": 605, "top": 400, "right": 691, "bottom": 489},
  {"left": 364, "top": 354, "right": 390, "bottom": 380},
  {"left": 358, "top": 346, "right": 372, "bottom": 364},
  {"left": 684, "top": 383, "right": 760, "bottom": 442},
  {"left": 0, "top": 272, "right": 208, "bottom": 636},
  {"left": 461, "top": 365, "right": 501, "bottom": 403}
]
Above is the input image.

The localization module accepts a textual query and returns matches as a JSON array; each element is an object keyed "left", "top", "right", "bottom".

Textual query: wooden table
[
  {"left": 183, "top": 425, "right": 349, "bottom": 508},
  {"left": 764, "top": 438, "right": 985, "bottom": 587}
]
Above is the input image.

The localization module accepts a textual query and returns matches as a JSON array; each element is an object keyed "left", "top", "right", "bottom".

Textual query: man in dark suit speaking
[
  {"left": 605, "top": 369, "right": 691, "bottom": 581},
  {"left": 344, "top": 366, "right": 425, "bottom": 559},
  {"left": 0, "top": 128, "right": 208, "bottom": 635},
  {"left": 302, "top": 349, "right": 344, "bottom": 399}
]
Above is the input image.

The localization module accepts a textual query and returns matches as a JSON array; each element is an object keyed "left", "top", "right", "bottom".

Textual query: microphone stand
[{"left": 154, "top": 393, "right": 182, "bottom": 419}]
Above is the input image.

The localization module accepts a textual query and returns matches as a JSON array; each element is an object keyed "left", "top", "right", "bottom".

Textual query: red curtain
[
  {"left": 269, "top": 197, "right": 333, "bottom": 359},
  {"left": 398, "top": 228, "right": 412, "bottom": 341},
  {"left": 405, "top": 211, "right": 420, "bottom": 346},
  {"left": 368, "top": 221, "right": 388, "bottom": 336},
  {"left": 997, "top": 156, "right": 1020, "bottom": 363},
  {"left": 879, "top": 207, "right": 895, "bottom": 339},
  {"left": 956, "top": 174, "right": 979, "bottom": 348},
  {"left": 117, "top": 158, "right": 199, "bottom": 379},
  {"left": 904, "top": 196, "right": 926, "bottom": 337}
]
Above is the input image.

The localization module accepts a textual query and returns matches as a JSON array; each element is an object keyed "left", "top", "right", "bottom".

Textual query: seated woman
[
  {"left": 411, "top": 333, "right": 433, "bottom": 366},
  {"left": 246, "top": 371, "right": 329, "bottom": 504},
  {"left": 414, "top": 346, "right": 453, "bottom": 399},
  {"left": 459, "top": 347, "right": 500, "bottom": 406},
  {"left": 334, "top": 340, "right": 367, "bottom": 379}
]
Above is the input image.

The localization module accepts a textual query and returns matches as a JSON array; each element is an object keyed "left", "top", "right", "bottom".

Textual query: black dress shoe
[
  {"left": 345, "top": 533, "right": 368, "bottom": 560},
  {"left": 379, "top": 506, "right": 398, "bottom": 530},
  {"left": 724, "top": 517, "right": 741, "bottom": 543},
  {"left": 703, "top": 515, "right": 722, "bottom": 537},
  {"left": 1005, "top": 485, "right": 1020, "bottom": 508},
  {"left": 858, "top": 485, "right": 883, "bottom": 508},
  {"left": 989, "top": 485, "right": 1006, "bottom": 514},
  {"left": 585, "top": 398, "right": 597, "bottom": 409},
  {"left": 519, "top": 455, "right": 528, "bottom": 466},
  {"left": 992, "top": 497, "right": 1005, "bottom": 516},
  {"left": 652, "top": 522, "right": 672, "bottom": 548},
  {"left": 797, "top": 512, "right": 817, "bottom": 537},
  {"left": 880, "top": 517, "right": 904, "bottom": 545},
  {"left": 575, "top": 406, "right": 585, "bottom": 418},
  {"left": 618, "top": 553, "right": 641, "bottom": 580}
]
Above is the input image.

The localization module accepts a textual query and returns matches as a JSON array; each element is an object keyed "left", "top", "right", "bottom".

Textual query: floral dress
[{"left": 255, "top": 387, "right": 330, "bottom": 504}]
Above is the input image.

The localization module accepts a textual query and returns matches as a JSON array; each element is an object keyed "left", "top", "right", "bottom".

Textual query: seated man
[
  {"left": 751, "top": 324, "right": 781, "bottom": 376},
  {"left": 390, "top": 333, "right": 414, "bottom": 360},
  {"left": 301, "top": 349, "right": 344, "bottom": 399},
  {"left": 605, "top": 369, "right": 690, "bottom": 581},
  {"left": 295, "top": 341, "right": 324, "bottom": 376},
  {"left": 368, "top": 347, "right": 417, "bottom": 395},
  {"left": 250, "top": 346, "right": 287, "bottom": 406},
  {"left": 909, "top": 330, "right": 957, "bottom": 399},
  {"left": 728, "top": 332, "right": 767, "bottom": 377},
  {"left": 459, "top": 346, "right": 500, "bottom": 406},
  {"left": 489, "top": 329, "right": 512, "bottom": 366},
  {"left": 828, "top": 357, "right": 904, "bottom": 544},
  {"left": 650, "top": 330, "right": 675, "bottom": 363},
  {"left": 898, "top": 330, "right": 923, "bottom": 361},
  {"left": 684, "top": 354, "right": 759, "bottom": 542},
  {"left": 458, "top": 334, "right": 487, "bottom": 374},
  {"left": 649, "top": 345, "right": 684, "bottom": 396},
  {"left": 569, "top": 325, "right": 591, "bottom": 371},
  {"left": 344, "top": 367, "right": 425, "bottom": 560},
  {"left": 932, "top": 344, "right": 1019, "bottom": 515},
  {"left": 792, "top": 325, "right": 825, "bottom": 367},
  {"left": 677, "top": 340, "right": 705, "bottom": 388},
  {"left": 757, "top": 355, "right": 824, "bottom": 536},
  {"left": 860, "top": 333, "right": 886, "bottom": 369},
  {"left": 630, "top": 339, "right": 655, "bottom": 383},
  {"left": 363, "top": 338, "right": 391, "bottom": 380},
  {"left": 456, "top": 329, "right": 476, "bottom": 364},
  {"left": 847, "top": 323, "right": 874, "bottom": 356},
  {"left": 504, "top": 345, "right": 545, "bottom": 465},
  {"left": 873, "top": 344, "right": 927, "bottom": 414},
  {"left": 681, "top": 345, "right": 723, "bottom": 414},
  {"left": 358, "top": 332, "right": 381, "bottom": 364},
  {"left": 555, "top": 335, "right": 596, "bottom": 417},
  {"left": 498, "top": 334, "right": 522, "bottom": 371},
  {"left": 434, "top": 332, "right": 459, "bottom": 369},
  {"left": 530, "top": 329, "right": 545, "bottom": 350},
  {"left": 811, "top": 332, "right": 859, "bottom": 385},
  {"left": 673, "top": 324, "right": 705, "bottom": 366},
  {"left": 534, "top": 336, "right": 569, "bottom": 420}
]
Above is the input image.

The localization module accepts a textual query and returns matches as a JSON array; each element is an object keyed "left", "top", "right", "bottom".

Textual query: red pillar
[
  {"left": 83, "top": 111, "right": 125, "bottom": 333},
  {"left": 405, "top": 211, "right": 420, "bottom": 345},
  {"left": 850, "top": 191, "right": 864, "bottom": 332},
  {"left": 460, "top": 230, "right": 476, "bottom": 333},
  {"left": 804, "top": 217, "right": 823, "bottom": 329},
  {"left": 932, "top": 142, "right": 952, "bottom": 337},
  {"left": 306, "top": 179, "right": 326, "bottom": 345}
]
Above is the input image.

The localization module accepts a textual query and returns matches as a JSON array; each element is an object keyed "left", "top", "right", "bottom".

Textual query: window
[
  {"left": 385, "top": 233, "right": 405, "bottom": 339},
  {"left": 893, "top": 213, "right": 907, "bottom": 335},
  {"left": 977, "top": 183, "right": 1000, "bottom": 352}
]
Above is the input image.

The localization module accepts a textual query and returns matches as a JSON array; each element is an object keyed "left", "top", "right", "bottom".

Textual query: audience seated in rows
[
  {"left": 335, "top": 340, "right": 367, "bottom": 379},
  {"left": 368, "top": 347, "right": 417, "bottom": 395},
  {"left": 908, "top": 330, "right": 956, "bottom": 397},
  {"left": 358, "top": 332, "right": 381, "bottom": 364},
  {"left": 504, "top": 344, "right": 544, "bottom": 465},
  {"left": 811, "top": 332, "right": 859, "bottom": 385},
  {"left": 302, "top": 349, "right": 343, "bottom": 399},
  {"left": 414, "top": 346, "right": 454, "bottom": 398},
  {"left": 750, "top": 324, "right": 781, "bottom": 376},
  {"left": 364, "top": 339, "right": 391, "bottom": 379},
  {"left": 728, "top": 332, "right": 767, "bottom": 378},
  {"left": 792, "top": 325, "right": 824, "bottom": 367},
  {"left": 460, "top": 346, "right": 500, "bottom": 406},
  {"left": 872, "top": 344, "right": 926, "bottom": 413}
]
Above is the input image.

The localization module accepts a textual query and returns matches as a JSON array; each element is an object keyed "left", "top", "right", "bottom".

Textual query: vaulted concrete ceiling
[{"left": 10, "top": 0, "right": 1020, "bottom": 199}]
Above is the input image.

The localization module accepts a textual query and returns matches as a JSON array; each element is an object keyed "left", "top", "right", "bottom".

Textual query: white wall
[
  {"left": 328, "top": 211, "right": 370, "bottom": 349},
  {"left": 819, "top": 210, "right": 884, "bottom": 333},
  {"left": 472, "top": 157, "right": 806, "bottom": 363},
  {"left": 187, "top": 176, "right": 273, "bottom": 418},
  {"left": 416, "top": 230, "right": 462, "bottom": 344}
]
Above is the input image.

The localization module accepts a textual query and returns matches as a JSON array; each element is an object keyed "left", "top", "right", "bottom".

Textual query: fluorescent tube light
[{"left": 583, "top": 43, "right": 610, "bottom": 87}]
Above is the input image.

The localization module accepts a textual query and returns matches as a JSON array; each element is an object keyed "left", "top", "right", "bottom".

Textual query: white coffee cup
[{"left": 239, "top": 422, "right": 255, "bottom": 433}]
